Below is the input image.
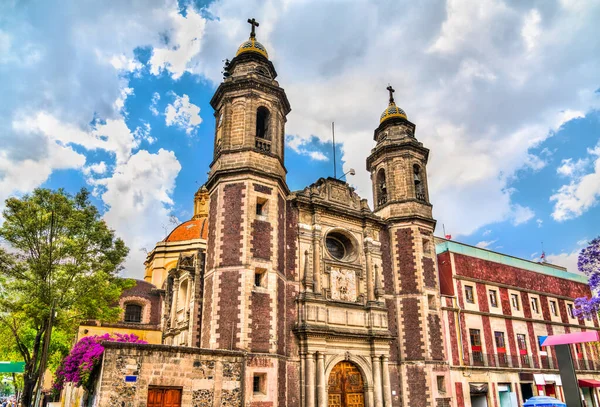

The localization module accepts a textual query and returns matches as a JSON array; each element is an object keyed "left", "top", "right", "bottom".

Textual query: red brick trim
[
  {"left": 406, "top": 365, "right": 429, "bottom": 407},
  {"left": 380, "top": 228, "right": 395, "bottom": 295},
  {"left": 428, "top": 314, "right": 444, "bottom": 360},
  {"left": 396, "top": 228, "right": 418, "bottom": 294},
  {"left": 250, "top": 219, "right": 273, "bottom": 260},
  {"left": 220, "top": 183, "right": 246, "bottom": 267},
  {"left": 249, "top": 290, "right": 271, "bottom": 352},
  {"left": 402, "top": 297, "right": 425, "bottom": 360},
  {"left": 455, "top": 382, "right": 465, "bottom": 407},
  {"left": 253, "top": 183, "right": 272, "bottom": 194},
  {"left": 216, "top": 270, "right": 242, "bottom": 349},
  {"left": 446, "top": 309, "right": 460, "bottom": 365},
  {"left": 423, "top": 257, "right": 437, "bottom": 288}
]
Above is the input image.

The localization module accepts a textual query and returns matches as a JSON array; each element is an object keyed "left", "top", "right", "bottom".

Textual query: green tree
[{"left": 0, "top": 188, "right": 131, "bottom": 407}]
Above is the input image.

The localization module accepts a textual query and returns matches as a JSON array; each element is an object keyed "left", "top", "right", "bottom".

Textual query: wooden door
[
  {"left": 328, "top": 361, "right": 365, "bottom": 407},
  {"left": 147, "top": 388, "right": 182, "bottom": 407}
]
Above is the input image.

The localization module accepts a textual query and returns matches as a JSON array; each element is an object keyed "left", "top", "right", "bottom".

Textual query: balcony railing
[
  {"left": 255, "top": 138, "right": 271, "bottom": 152},
  {"left": 416, "top": 192, "right": 426, "bottom": 202},
  {"left": 465, "top": 353, "right": 562, "bottom": 370}
]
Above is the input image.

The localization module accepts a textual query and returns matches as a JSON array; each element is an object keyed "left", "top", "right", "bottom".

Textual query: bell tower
[
  {"left": 367, "top": 87, "right": 450, "bottom": 407},
  {"left": 202, "top": 19, "right": 296, "bottom": 406},
  {"left": 208, "top": 17, "right": 291, "bottom": 188}
]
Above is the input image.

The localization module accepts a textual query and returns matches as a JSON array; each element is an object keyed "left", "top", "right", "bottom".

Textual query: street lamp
[{"left": 338, "top": 168, "right": 355, "bottom": 180}]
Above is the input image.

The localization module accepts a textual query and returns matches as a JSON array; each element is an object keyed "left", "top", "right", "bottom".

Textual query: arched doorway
[{"left": 328, "top": 361, "right": 365, "bottom": 407}]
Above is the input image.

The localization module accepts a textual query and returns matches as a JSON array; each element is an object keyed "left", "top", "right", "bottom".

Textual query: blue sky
[{"left": 1, "top": 0, "right": 599, "bottom": 277}]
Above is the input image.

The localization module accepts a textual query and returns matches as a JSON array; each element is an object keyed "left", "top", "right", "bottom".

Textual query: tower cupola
[
  {"left": 236, "top": 18, "right": 269, "bottom": 59},
  {"left": 379, "top": 85, "right": 407, "bottom": 123}
]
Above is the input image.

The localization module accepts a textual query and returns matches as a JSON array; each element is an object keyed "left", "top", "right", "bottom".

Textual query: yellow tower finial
[{"left": 193, "top": 185, "right": 209, "bottom": 219}]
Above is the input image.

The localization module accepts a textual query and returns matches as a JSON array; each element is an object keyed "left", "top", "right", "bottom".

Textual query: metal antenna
[{"left": 332, "top": 122, "right": 336, "bottom": 179}]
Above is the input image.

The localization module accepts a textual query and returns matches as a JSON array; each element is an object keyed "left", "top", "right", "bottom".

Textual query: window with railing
[
  {"left": 530, "top": 297, "right": 539, "bottom": 314},
  {"left": 550, "top": 300, "right": 558, "bottom": 316},
  {"left": 517, "top": 333, "right": 529, "bottom": 367},
  {"left": 511, "top": 294, "right": 520, "bottom": 311},
  {"left": 470, "top": 329, "right": 483, "bottom": 365},
  {"left": 413, "top": 164, "right": 426, "bottom": 202}
]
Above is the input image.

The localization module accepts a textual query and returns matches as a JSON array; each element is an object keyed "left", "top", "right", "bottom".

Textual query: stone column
[
  {"left": 170, "top": 277, "right": 179, "bottom": 326},
  {"left": 365, "top": 248, "right": 375, "bottom": 302},
  {"left": 381, "top": 356, "right": 392, "bottom": 407},
  {"left": 372, "top": 355, "right": 383, "bottom": 407},
  {"left": 313, "top": 227, "right": 322, "bottom": 295},
  {"left": 306, "top": 352, "right": 315, "bottom": 407},
  {"left": 316, "top": 352, "right": 327, "bottom": 407}
]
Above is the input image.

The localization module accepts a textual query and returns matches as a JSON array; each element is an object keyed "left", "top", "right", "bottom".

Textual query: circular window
[{"left": 325, "top": 231, "right": 357, "bottom": 262}]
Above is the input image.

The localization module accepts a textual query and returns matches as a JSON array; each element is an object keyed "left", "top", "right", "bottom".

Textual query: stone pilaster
[
  {"left": 373, "top": 355, "right": 383, "bottom": 407},
  {"left": 316, "top": 352, "right": 326, "bottom": 407}
]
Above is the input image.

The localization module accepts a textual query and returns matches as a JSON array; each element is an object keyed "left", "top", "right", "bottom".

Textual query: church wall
[{"left": 94, "top": 343, "right": 244, "bottom": 407}]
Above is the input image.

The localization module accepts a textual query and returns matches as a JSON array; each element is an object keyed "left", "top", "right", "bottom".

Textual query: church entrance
[{"left": 328, "top": 361, "right": 365, "bottom": 407}]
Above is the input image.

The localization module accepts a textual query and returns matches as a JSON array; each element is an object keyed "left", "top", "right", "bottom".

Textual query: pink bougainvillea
[{"left": 53, "top": 333, "right": 146, "bottom": 394}]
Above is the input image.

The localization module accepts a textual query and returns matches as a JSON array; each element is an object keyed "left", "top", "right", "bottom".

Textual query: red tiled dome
[{"left": 165, "top": 218, "right": 208, "bottom": 242}]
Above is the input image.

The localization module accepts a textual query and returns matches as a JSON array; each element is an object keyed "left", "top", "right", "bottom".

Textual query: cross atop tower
[
  {"left": 386, "top": 85, "right": 395, "bottom": 104},
  {"left": 248, "top": 18, "right": 260, "bottom": 39}
]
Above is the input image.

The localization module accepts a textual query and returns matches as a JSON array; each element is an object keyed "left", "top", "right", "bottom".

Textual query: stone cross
[
  {"left": 248, "top": 18, "right": 259, "bottom": 38},
  {"left": 386, "top": 85, "right": 395, "bottom": 104}
]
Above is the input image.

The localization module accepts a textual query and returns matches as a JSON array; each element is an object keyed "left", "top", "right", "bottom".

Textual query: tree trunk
[{"left": 20, "top": 376, "right": 36, "bottom": 407}]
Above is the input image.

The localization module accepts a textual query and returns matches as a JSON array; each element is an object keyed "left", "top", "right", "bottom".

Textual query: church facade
[
  {"left": 82, "top": 19, "right": 600, "bottom": 407},
  {"left": 197, "top": 18, "right": 447, "bottom": 407}
]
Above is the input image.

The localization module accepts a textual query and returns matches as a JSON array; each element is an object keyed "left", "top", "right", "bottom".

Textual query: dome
[
  {"left": 236, "top": 38, "right": 269, "bottom": 59},
  {"left": 380, "top": 102, "right": 407, "bottom": 124},
  {"left": 165, "top": 218, "right": 209, "bottom": 242}
]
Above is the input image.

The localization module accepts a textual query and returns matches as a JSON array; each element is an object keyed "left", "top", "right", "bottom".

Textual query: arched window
[
  {"left": 376, "top": 169, "right": 387, "bottom": 206},
  {"left": 413, "top": 164, "right": 426, "bottom": 201},
  {"left": 124, "top": 304, "right": 142, "bottom": 323},
  {"left": 256, "top": 107, "right": 270, "bottom": 140}
]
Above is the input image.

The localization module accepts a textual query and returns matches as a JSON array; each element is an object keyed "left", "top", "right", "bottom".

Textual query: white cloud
[
  {"left": 165, "top": 93, "right": 202, "bottom": 135},
  {"left": 545, "top": 250, "right": 581, "bottom": 274},
  {"left": 150, "top": 92, "right": 161, "bottom": 116},
  {"left": 83, "top": 161, "right": 107, "bottom": 176},
  {"left": 522, "top": 9, "right": 542, "bottom": 52},
  {"left": 556, "top": 157, "right": 590, "bottom": 178},
  {"left": 482, "top": 229, "right": 492, "bottom": 236},
  {"left": 93, "top": 149, "right": 182, "bottom": 272},
  {"left": 536, "top": 218, "right": 543, "bottom": 228},
  {"left": 511, "top": 204, "right": 535, "bottom": 225},
  {"left": 476, "top": 239, "right": 498, "bottom": 249},
  {"left": 551, "top": 142, "right": 600, "bottom": 221}
]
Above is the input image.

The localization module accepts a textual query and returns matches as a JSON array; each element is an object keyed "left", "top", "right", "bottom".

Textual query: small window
[
  {"left": 469, "top": 329, "right": 482, "bottom": 347},
  {"left": 575, "top": 343, "right": 583, "bottom": 357},
  {"left": 124, "top": 304, "right": 142, "bottom": 323},
  {"left": 489, "top": 290, "right": 498, "bottom": 308},
  {"left": 550, "top": 300, "right": 558, "bottom": 316},
  {"left": 465, "top": 285, "right": 474, "bottom": 304},
  {"left": 428, "top": 294, "right": 436, "bottom": 310},
  {"left": 256, "top": 197, "right": 268, "bottom": 217},
  {"left": 567, "top": 303, "right": 574, "bottom": 318},
  {"left": 530, "top": 297, "right": 539, "bottom": 314},
  {"left": 254, "top": 268, "right": 266, "bottom": 288},
  {"left": 437, "top": 376, "right": 446, "bottom": 393},
  {"left": 537, "top": 336, "right": 546, "bottom": 352},
  {"left": 511, "top": 294, "right": 520, "bottom": 311},
  {"left": 253, "top": 373, "right": 266, "bottom": 395},
  {"left": 494, "top": 331, "right": 506, "bottom": 349},
  {"left": 422, "top": 239, "right": 431, "bottom": 255}
]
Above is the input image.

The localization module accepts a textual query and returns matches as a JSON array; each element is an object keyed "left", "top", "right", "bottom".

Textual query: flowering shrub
[
  {"left": 52, "top": 333, "right": 146, "bottom": 394},
  {"left": 573, "top": 237, "right": 600, "bottom": 318}
]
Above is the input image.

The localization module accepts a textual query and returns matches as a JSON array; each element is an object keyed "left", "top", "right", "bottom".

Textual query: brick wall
[
  {"left": 251, "top": 219, "right": 273, "bottom": 260},
  {"left": 438, "top": 252, "right": 454, "bottom": 296},
  {"left": 250, "top": 291, "right": 272, "bottom": 352},
  {"left": 207, "top": 189, "right": 219, "bottom": 271},
  {"left": 253, "top": 183, "right": 272, "bottom": 194},
  {"left": 423, "top": 257, "right": 437, "bottom": 289},
  {"left": 380, "top": 228, "right": 395, "bottom": 295},
  {"left": 220, "top": 183, "right": 245, "bottom": 266},
  {"left": 216, "top": 271, "right": 242, "bottom": 350},
  {"left": 455, "top": 382, "right": 464, "bottom": 407},
  {"left": 396, "top": 228, "right": 418, "bottom": 294},
  {"left": 277, "top": 195, "right": 285, "bottom": 273},
  {"left": 406, "top": 365, "right": 429, "bottom": 407},
  {"left": 445, "top": 308, "right": 460, "bottom": 365},
  {"left": 277, "top": 278, "right": 286, "bottom": 355},
  {"left": 428, "top": 314, "right": 444, "bottom": 360},
  {"left": 482, "top": 315, "right": 495, "bottom": 366},
  {"left": 386, "top": 298, "right": 400, "bottom": 362},
  {"left": 95, "top": 343, "right": 244, "bottom": 407},
  {"left": 452, "top": 253, "right": 591, "bottom": 299},
  {"left": 402, "top": 297, "right": 425, "bottom": 360},
  {"left": 285, "top": 201, "right": 298, "bottom": 280}
]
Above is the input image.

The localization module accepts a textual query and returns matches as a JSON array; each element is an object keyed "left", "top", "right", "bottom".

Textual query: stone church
[{"left": 83, "top": 18, "right": 600, "bottom": 407}]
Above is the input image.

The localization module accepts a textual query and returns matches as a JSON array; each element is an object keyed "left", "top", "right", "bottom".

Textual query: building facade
[{"left": 82, "top": 19, "right": 600, "bottom": 407}]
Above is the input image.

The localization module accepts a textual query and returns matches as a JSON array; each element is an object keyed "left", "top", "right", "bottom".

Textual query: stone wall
[{"left": 94, "top": 343, "right": 245, "bottom": 407}]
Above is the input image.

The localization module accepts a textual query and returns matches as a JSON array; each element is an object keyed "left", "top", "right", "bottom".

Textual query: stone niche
[{"left": 92, "top": 343, "right": 245, "bottom": 407}]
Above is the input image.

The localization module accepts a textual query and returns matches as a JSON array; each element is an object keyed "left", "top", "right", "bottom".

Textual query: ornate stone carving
[{"left": 330, "top": 267, "right": 357, "bottom": 302}]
